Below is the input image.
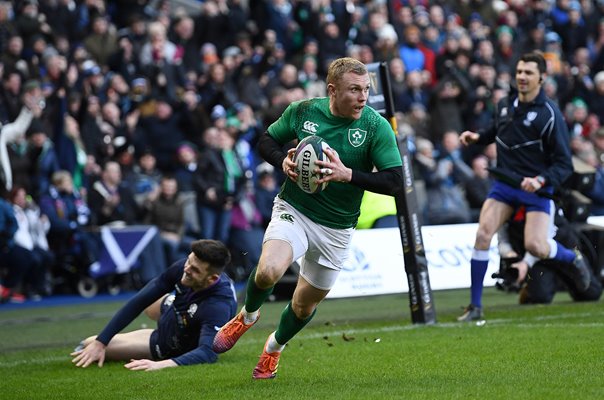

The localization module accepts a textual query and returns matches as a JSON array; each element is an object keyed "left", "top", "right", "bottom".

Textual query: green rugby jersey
[{"left": 267, "top": 97, "right": 402, "bottom": 229}]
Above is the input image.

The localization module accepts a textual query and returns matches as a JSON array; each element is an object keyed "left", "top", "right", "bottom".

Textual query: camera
[{"left": 492, "top": 256, "right": 522, "bottom": 292}]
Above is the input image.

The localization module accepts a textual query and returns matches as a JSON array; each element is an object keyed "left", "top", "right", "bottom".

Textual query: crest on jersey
[
  {"left": 348, "top": 128, "right": 367, "bottom": 147},
  {"left": 187, "top": 303, "right": 198, "bottom": 317},
  {"left": 523, "top": 111, "right": 538, "bottom": 126},
  {"left": 163, "top": 294, "right": 175, "bottom": 307}
]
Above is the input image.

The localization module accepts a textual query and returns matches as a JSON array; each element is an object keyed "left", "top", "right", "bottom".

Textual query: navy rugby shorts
[{"left": 487, "top": 181, "right": 553, "bottom": 213}]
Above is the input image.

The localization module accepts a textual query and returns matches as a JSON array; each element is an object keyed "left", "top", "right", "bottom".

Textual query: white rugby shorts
[{"left": 263, "top": 197, "right": 353, "bottom": 290}]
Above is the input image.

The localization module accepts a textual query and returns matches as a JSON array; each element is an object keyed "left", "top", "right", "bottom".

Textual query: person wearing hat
[{"left": 493, "top": 25, "right": 519, "bottom": 71}]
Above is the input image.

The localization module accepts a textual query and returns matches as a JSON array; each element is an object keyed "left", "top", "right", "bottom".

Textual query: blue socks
[
  {"left": 470, "top": 249, "right": 490, "bottom": 308},
  {"left": 550, "top": 240, "right": 575, "bottom": 264}
]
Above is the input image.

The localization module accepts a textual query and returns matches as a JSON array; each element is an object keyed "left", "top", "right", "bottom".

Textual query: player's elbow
[{"left": 386, "top": 167, "right": 404, "bottom": 196}]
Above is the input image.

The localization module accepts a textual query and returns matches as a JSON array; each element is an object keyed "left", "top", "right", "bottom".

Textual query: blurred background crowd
[{"left": 1, "top": 0, "right": 604, "bottom": 302}]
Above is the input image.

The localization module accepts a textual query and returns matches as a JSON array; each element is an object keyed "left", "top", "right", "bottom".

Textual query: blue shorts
[
  {"left": 487, "top": 181, "right": 553, "bottom": 213},
  {"left": 149, "top": 330, "right": 161, "bottom": 360}
]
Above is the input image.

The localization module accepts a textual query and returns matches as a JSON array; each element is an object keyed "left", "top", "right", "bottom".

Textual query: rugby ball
[{"left": 293, "top": 135, "right": 331, "bottom": 194}]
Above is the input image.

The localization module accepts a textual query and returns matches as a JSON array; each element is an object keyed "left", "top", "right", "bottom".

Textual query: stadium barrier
[{"left": 322, "top": 216, "right": 604, "bottom": 299}]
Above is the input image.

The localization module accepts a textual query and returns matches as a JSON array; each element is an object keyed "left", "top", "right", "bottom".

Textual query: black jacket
[{"left": 476, "top": 89, "right": 573, "bottom": 188}]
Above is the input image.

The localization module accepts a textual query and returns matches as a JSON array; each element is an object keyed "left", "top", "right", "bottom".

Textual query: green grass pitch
[{"left": 1, "top": 287, "right": 603, "bottom": 400}]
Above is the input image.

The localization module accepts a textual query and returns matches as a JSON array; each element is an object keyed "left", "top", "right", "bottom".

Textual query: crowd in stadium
[{"left": 1, "top": 0, "right": 604, "bottom": 303}]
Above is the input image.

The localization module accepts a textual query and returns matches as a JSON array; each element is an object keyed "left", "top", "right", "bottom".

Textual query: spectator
[
  {"left": 1, "top": 82, "right": 44, "bottom": 197},
  {"left": 318, "top": 21, "right": 347, "bottom": 73},
  {"left": 194, "top": 0, "right": 232, "bottom": 57},
  {"left": 13, "top": 0, "right": 51, "bottom": 54},
  {"left": 83, "top": 14, "right": 118, "bottom": 67},
  {"left": 493, "top": 25, "right": 519, "bottom": 73},
  {"left": 0, "top": 2, "right": 16, "bottom": 53},
  {"left": 107, "top": 31, "right": 141, "bottom": 83},
  {"left": 145, "top": 175, "right": 189, "bottom": 266},
  {"left": 54, "top": 113, "right": 88, "bottom": 193},
  {"left": 264, "top": 63, "right": 303, "bottom": 103},
  {"left": 0, "top": 69, "right": 24, "bottom": 124},
  {"left": 139, "top": 20, "right": 186, "bottom": 101},
  {"left": 589, "top": 72, "right": 604, "bottom": 126},
  {"left": 422, "top": 131, "right": 473, "bottom": 225},
  {"left": 398, "top": 24, "right": 425, "bottom": 73},
  {"left": 88, "top": 161, "right": 140, "bottom": 227},
  {"left": 0, "top": 195, "right": 27, "bottom": 303},
  {"left": 228, "top": 173, "right": 264, "bottom": 279},
  {"left": 298, "top": 55, "right": 326, "bottom": 98},
  {"left": 9, "top": 186, "right": 53, "bottom": 299},
  {"left": 173, "top": 142, "right": 201, "bottom": 236},
  {"left": 26, "top": 118, "right": 60, "bottom": 200},
  {"left": 168, "top": 15, "right": 198, "bottom": 75},
  {"left": 194, "top": 127, "right": 246, "bottom": 244},
  {"left": 592, "top": 127, "right": 604, "bottom": 165},
  {"left": 464, "top": 155, "right": 493, "bottom": 222},
  {"left": 125, "top": 149, "right": 162, "bottom": 211},
  {"left": 254, "top": 162, "right": 279, "bottom": 229},
  {"left": 39, "top": 170, "right": 98, "bottom": 284},
  {"left": 520, "top": 21, "right": 547, "bottom": 55},
  {"left": 575, "top": 139, "right": 604, "bottom": 215},
  {"left": 134, "top": 97, "right": 188, "bottom": 172},
  {"left": 429, "top": 55, "right": 469, "bottom": 143},
  {"left": 374, "top": 24, "right": 400, "bottom": 63},
  {"left": 398, "top": 69, "right": 430, "bottom": 114},
  {"left": 198, "top": 62, "right": 239, "bottom": 112},
  {"left": 0, "top": 35, "right": 26, "bottom": 77},
  {"left": 88, "top": 160, "right": 165, "bottom": 284},
  {"left": 557, "top": 1, "right": 588, "bottom": 56},
  {"left": 230, "top": 102, "right": 264, "bottom": 171},
  {"left": 389, "top": 57, "right": 407, "bottom": 112}
]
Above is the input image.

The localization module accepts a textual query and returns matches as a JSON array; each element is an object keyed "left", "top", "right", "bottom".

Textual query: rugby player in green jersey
[{"left": 213, "top": 57, "right": 404, "bottom": 379}]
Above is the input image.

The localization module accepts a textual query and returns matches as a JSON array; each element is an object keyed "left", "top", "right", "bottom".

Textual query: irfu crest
[{"left": 348, "top": 128, "right": 367, "bottom": 147}]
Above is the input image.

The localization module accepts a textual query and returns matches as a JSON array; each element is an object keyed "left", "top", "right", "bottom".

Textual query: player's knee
[
  {"left": 475, "top": 228, "right": 494, "bottom": 249},
  {"left": 291, "top": 301, "right": 315, "bottom": 320},
  {"left": 254, "top": 263, "right": 283, "bottom": 288},
  {"left": 524, "top": 240, "right": 548, "bottom": 259}
]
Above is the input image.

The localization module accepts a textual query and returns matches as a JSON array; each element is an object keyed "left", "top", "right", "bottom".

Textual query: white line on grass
[
  {"left": 1, "top": 311, "right": 602, "bottom": 368},
  {"left": 241, "top": 310, "right": 604, "bottom": 346},
  {"left": 0, "top": 355, "right": 68, "bottom": 368}
]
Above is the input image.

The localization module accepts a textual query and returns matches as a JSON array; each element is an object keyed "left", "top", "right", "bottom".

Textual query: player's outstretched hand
[
  {"left": 459, "top": 130, "right": 479, "bottom": 146},
  {"left": 71, "top": 340, "right": 106, "bottom": 368},
  {"left": 315, "top": 147, "right": 352, "bottom": 184},
  {"left": 124, "top": 358, "right": 177, "bottom": 371}
]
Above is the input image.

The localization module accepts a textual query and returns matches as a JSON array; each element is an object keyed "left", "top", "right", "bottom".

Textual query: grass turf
[{"left": 1, "top": 287, "right": 603, "bottom": 400}]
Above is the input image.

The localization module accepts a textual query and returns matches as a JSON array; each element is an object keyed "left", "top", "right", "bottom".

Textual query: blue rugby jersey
[
  {"left": 476, "top": 89, "right": 573, "bottom": 189},
  {"left": 96, "top": 260, "right": 237, "bottom": 365}
]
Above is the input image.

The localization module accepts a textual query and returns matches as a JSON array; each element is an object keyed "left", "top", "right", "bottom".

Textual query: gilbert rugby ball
[{"left": 293, "top": 135, "right": 331, "bottom": 194}]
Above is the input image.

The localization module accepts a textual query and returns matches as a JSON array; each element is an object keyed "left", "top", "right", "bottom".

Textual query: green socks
[
  {"left": 275, "top": 301, "right": 316, "bottom": 345},
  {"left": 244, "top": 268, "right": 275, "bottom": 313}
]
